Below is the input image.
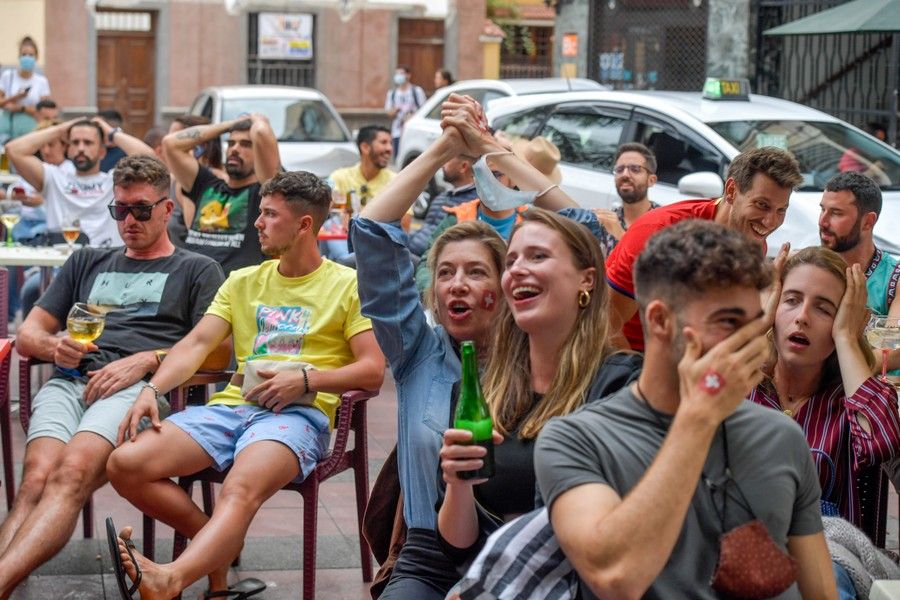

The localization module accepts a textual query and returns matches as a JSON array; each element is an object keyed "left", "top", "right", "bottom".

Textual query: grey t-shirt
[
  {"left": 36, "top": 246, "right": 225, "bottom": 375},
  {"left": 535, "top": 388, "right": 823, "bottom": 600}
]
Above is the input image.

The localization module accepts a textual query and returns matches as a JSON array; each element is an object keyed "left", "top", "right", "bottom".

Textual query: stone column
[
  {"left": 706, "top": 0, "right": 750, "bottom": 78},
  {"left": 553, "top": 0, "right": 590, "bottom": 78}
]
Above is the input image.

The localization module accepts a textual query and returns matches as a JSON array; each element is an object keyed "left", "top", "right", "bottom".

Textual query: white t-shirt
[
  {"left": 41, "top": 162, "right": 121, "bottom": 247},
  {"left": 0, "top": 69, "right": 51, "bottom": 108},
  {"left": 9, "top": 159, "right": 73, "bottom": 221}
]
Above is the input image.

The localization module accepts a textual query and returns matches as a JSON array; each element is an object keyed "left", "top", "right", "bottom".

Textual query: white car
[
  {"left": 398, "top": 78, "right": 606, "bottom": 214},
  {"left": 188, "top": 85, "right": 358, "bottom": 177},
  {"left": 486, "top": 83, "right": 900, "bottom": 256}
]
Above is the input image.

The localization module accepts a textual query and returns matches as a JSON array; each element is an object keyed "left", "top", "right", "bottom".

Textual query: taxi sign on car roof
[{"left": 702, "top": 78, "right": 751, "bottom": 101}]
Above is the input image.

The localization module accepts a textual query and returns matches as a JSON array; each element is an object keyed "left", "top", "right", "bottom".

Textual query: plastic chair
[
  {"left": 0, "top": 267, "right": 14, "bottom": 511},
  {"left": 171, "top": 388, "right": 377, "bottom": 600}
]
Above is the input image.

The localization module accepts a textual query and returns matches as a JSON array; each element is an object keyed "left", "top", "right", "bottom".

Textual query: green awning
[{"left": 764, "top": 0, "right": 900, "bottom": 35}]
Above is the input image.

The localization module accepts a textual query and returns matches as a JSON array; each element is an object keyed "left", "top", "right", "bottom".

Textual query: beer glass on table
[
  {"left": 0, "top": 199, "right": 22, "bottom": 248},
  {"left": 62, "top": 218, "right": 81, "bottom": 252}
]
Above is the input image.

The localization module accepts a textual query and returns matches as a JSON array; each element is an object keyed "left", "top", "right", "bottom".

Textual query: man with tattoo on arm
[{"left": 161, "top": 113, "right": 280, "bottom": 274}]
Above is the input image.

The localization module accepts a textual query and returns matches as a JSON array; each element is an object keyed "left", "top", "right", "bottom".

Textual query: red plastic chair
[{"left": 170, "top": 388, "right": 377, "bottom": 600}]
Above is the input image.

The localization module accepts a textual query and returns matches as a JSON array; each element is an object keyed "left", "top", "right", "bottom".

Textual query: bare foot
[{"left": 117, "top": 526, "right": 180, "bottom": 600}]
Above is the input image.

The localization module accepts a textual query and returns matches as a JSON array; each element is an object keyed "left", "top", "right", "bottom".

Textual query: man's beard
[
  {"left": 442, "top": 168, "right": 459, "bottom": 185},
  {"left": 616, "top": 182, "right": 647, "bottom": 205},
  {"left": 72, "top": 154, "right": 97, "bottom": 173},
  {"left": 821, "top": 220, "right": 862, "bottom": 253},
  {"left": 370, "top": 149, "right": 389, "bottom": 170},
  {"left": 261, "top": 241, "right": 292, "bottom": 258},
  {"left": 225, "top": 161, "right": 253, "bottom": 180}
]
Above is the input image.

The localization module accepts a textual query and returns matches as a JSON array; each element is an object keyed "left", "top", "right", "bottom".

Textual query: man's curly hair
[
  {"left": 260, "top": 170, "right": 332, "bottom": 231},
  {"left": 112, "top": 155, "right": 170, "bottom": 195}
]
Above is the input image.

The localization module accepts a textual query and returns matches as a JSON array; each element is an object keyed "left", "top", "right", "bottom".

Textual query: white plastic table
[{"left": 0, "top": 245, "right": 73, "bottom": 290}]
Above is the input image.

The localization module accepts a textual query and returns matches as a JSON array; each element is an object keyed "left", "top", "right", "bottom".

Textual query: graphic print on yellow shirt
[{"left": 252, "top": 305, "right": 312, "bottom": 357}]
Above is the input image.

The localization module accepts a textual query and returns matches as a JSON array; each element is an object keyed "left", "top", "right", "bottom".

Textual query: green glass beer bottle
[{"left": 454, "top": 340, "right": 494, "bottom": 480}]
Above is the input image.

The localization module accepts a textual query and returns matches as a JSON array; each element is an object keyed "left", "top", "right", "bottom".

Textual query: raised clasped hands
[
  {"left": 439, "top": 93, "right": 501, "bottom": 158},
  {"left": 677, "top": 316, "right": 771, "bottom": 428}
]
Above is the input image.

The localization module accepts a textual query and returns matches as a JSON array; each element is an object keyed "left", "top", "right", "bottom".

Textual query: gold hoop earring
[{"left": 578, "top": 289, "right": 590, "bottom": 308}]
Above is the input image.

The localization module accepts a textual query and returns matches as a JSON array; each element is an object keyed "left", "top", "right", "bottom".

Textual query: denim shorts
[{"left": 167, "top": 404, "right": 331, "bottom": 482}]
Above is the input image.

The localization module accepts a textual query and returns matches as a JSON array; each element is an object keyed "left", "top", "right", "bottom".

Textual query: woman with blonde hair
[
  {"left": 436, "top": 204, "right": 640, "bottom": 567},
  {"left": 749, "top": 246, "right": 900, "bottom": 541}
]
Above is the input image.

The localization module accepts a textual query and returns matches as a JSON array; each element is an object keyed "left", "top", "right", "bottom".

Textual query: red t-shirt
[{"left": 606, "top": 198, "right": 720, "bottom": 351}]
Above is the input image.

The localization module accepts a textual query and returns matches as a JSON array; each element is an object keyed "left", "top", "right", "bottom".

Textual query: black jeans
[{"left": 379, "top": 528, "right": 460, "bottom": 600}]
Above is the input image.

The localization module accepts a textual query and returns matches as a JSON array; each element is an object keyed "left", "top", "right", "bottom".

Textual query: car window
[
  {"left": 493, "top": 108, "right": 547, "bottom": 140},
  {"left": 427, "top": 88, "right": 496, "bottom": 120},
  {"left": 482, "top": 90, "right": 507, "bottom": 108},
  {"left": 539, "top": 110, "right": 627, "bottom": 171},
  {"left": 634, "top": 120, "right": 723, "bottom": 186},
  {"left": 709, "top": 120, "right": 900, "bottom": 190},
  {"left": 221, "top": 98, "right": 349, "bottom": 143},
  {"left": 200, "top": 97, "right": 213, "bottom": 120}
]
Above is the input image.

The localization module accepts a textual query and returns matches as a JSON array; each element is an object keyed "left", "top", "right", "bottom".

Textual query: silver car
[{"left": 188, "top": 85, "right": 358, "bottom": 177}]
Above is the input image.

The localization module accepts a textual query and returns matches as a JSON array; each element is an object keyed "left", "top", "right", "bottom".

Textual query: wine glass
[
  {"left": 66, "top": 303, "right": 106, "bottom": 346},
  {"left": 0, "top": 199, "right": 22, "bottom": 248},
  {"left": 61, "top": 218, "right": 81, "bottom": 252},
  {"left": 865, "top": 316, "right": 900, "bottom": 382}
]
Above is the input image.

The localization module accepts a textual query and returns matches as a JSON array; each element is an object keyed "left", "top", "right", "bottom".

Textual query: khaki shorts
[{"left": 27, "top": 377, "right": 170, "bottom": 446}]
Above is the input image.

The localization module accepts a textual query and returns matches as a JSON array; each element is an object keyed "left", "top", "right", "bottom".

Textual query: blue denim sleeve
[
  {"left": 349, "top": 217, "right": 437, "bottom": 381},
  {"left": 557, "top": 207, "right": 605, "bottom": 243}
]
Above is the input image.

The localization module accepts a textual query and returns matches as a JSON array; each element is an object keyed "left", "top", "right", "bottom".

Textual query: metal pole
[{"left": 890, "top": 33, "right": 899, "bottom": 147}]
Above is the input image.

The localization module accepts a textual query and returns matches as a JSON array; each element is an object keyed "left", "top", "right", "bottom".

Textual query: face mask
[
  {"left": 393, "top": 73, "right": 407, "bottom": 86},
  {"left": 19, "top": 55, "right": 36, "bottom": 72},
  {"left": 473, "top": 155, "right": 536, "bottom": 212}
]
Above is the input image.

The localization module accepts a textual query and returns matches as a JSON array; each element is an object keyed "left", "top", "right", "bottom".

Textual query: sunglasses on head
[{"left": 107, "top": 197, "right": 168, "bottom": 221}]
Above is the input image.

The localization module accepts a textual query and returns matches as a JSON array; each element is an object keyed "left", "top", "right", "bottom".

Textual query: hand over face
[{"left": 833, "top": 263, "right": 868, "bottom": 340}]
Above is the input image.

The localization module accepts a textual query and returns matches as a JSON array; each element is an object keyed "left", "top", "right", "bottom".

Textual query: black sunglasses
[{"left": 107, "top": 197, "right": 168, "bottom": 221}]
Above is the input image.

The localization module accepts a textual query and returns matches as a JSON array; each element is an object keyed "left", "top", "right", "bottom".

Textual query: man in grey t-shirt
[{"left": 535, "top": 221, "right": 837, "bottom": 599}]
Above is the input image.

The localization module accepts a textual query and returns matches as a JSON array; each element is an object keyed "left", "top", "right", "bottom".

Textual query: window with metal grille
[
  {"left": 500, "top": 25, "right": 553, "bottom": 79},
  {"left": 247, "top": 12, "right": 317, "bottom": 88},
  {"left": 587, "top": 0, "right": 708, "bottom": 91}
]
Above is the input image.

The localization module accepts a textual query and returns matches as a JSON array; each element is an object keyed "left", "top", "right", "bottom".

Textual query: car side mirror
[{"left": 677, "top": 172, "right": 724, "bottom": 198}]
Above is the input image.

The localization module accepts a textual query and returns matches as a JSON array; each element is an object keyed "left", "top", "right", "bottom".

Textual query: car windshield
[
  {"left": 709, "top": 120, "right": 900, "bottom": 191},
  {"left": 222, "top": 98, "right": 349, "bottom": 143}
]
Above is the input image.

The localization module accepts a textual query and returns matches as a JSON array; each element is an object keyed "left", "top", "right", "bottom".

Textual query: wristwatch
[
  {"left": 141, "top": 382, "right": 162, "bottom": 400},
  {"left": 108, "top": 127, "right": 122, "bottom": 144}
]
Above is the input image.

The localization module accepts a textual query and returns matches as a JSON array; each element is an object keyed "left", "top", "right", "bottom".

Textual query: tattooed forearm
[{"left": 175, "top": 127, "right": 204, "bottom": 140}]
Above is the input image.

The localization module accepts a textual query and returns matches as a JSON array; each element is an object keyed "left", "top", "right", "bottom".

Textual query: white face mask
[
  {"left": 393, "top": 73, "right": 407, "bottom": 86},
  {"left": 473, "top": 156, "right": 537, "bottom": 212}
]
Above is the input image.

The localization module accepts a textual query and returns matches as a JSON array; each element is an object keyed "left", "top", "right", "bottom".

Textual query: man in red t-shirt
[{"left": 606, "top": 147, "right": 802, "bottom": 350}]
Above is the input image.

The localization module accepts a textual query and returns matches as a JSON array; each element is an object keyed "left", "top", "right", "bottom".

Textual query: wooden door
[
  {"left": 398, "top": 19, "right": 444, "bottom": 95},
  {"left": 96, "top": 11, "right": 156, "bottom": 140}
]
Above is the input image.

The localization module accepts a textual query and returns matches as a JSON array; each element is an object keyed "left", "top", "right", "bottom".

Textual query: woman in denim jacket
[{"left": 351, "top": 98, "right": 590, "bottom": 599}]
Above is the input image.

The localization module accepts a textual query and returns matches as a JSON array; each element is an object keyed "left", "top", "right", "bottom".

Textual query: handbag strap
[
  {"left": 809, "top": 448, "right": 837, "bottom": 499},
  {"left": 706, "top": 422, "right": 757, "bottom": 533}
]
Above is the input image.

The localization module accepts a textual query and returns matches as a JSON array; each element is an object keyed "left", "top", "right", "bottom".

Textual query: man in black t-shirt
[
  {"left": 162, "top": 113, "right": 280, "bottom": 273},
  {"left": 0, "top": 156, "right": 225, "bottom": 594}
]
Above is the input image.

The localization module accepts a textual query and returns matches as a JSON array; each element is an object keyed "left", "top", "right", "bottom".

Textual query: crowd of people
[{"left": 0, "top": 33, "right": 899, "bottom": 598}]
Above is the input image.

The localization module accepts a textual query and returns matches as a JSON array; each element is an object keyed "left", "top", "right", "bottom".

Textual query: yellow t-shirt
[
  {"left": 329, "top": 163, "right": 396, "bottom": 207},
  {"left": 205, "top": 259, "right": 373, "bottom": 425}
]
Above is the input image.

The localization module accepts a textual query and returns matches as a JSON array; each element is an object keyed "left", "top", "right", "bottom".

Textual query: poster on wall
[{"left": 258, "top": 12, "right": 314, "bottom": 60}]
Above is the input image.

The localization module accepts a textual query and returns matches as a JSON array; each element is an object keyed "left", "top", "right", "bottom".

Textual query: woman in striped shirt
[{"left": 749, "top": 246, "right": 900, "bottom": 539}]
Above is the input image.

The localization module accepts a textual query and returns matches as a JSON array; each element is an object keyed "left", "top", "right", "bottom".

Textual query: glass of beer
[
  {"left": 61, "top": 218, "right": 81, "bottom": 251},
  {"left": 0, "top": 199, "right": 22, "bottom": 248},
  {"left": 66, "top": 303, "right": 105, "bottom": 345}
]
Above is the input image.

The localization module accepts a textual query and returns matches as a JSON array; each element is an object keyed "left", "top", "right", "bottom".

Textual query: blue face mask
[
  {"left": 473, "top": 155, "right": 536, "bottom": 212},
  {"left": 19, "top": 55, "right": 36, "bottom": 72}
]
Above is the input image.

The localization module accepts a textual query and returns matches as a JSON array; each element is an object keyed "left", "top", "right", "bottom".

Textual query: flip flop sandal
[
  {"left": 105, "top": 517, "right": 142, "bottom": 600},
  {"left": 204, "top": 577, "right": 267, "bottom": 599}
]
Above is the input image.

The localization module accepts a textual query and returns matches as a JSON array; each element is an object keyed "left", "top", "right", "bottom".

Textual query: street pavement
[
  {"left": 1, "top": 352, "right": 398, "bottom": 599},
  {"left": 1, "top": 352, "right": 897, "bottom": 598}
]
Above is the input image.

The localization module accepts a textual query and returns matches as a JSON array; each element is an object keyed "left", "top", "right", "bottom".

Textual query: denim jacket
[{"left": 351, "top": 216, "right": 461, "bottom": 530}]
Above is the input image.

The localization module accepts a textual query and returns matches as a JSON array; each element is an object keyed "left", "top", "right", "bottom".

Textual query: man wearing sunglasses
[
  {"left": 0, "top": 155, "right": 225, "bottom": 594},
  {"left": 162, "top": 113, "right": 280, "bottom": 274},
  {"left": 593, "top": 143, "right": 661, "bottom": 257}
]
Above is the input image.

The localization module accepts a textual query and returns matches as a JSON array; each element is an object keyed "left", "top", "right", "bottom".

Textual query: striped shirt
[{"left": 748, "top": 377, "right": 900, "bottom": 530}]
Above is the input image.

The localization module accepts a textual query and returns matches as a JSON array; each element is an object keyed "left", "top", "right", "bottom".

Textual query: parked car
[
  {"left": 486, "top": 80, "right": 900, "bottom": 256},
  {"left": 398, "top": 78, "right": 607, "bottom": 216},
  {"left": 187, "top": 85, "right": 358, "bottom": 177}
]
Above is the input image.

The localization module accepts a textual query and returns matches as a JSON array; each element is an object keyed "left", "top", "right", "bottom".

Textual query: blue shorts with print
[{"left": 167, "top": 404, "right": 331, "bottom": 483}]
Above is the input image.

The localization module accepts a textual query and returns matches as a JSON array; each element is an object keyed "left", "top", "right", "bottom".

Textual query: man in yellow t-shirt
[
  {"left": 106, "top": 171, "right": 385, "bottom": 599},
  {"left": 324, "top": 125, "right": 402, "bottom": 264}
]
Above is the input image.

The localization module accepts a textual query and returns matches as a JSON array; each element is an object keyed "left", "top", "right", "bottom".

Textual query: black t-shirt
[
  {"left": 184, "top": 166, "right": 264, "bottom": 274},
  {"left": 36, "top": 246, "right": 225, "bottom": 374}
]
